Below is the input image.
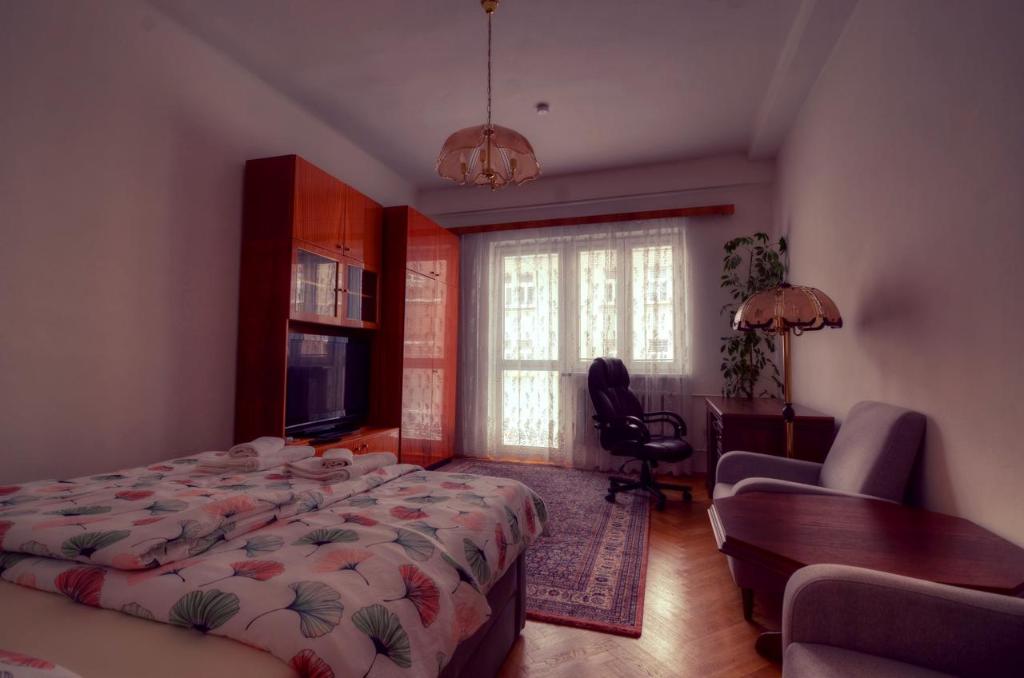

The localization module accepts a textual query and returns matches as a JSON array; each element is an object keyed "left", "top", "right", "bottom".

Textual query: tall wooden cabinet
[
  {"left": 234, "top": 155, "right": 384, "bottom": 443},
  {"left": 377, "top": 207, "right": 459, "bottom": 467}
]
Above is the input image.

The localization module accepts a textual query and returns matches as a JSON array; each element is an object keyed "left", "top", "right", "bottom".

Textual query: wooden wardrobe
[
  {"left": 376, "top": 207, "right": 460, "bottom": 467},
  {"left": 234, "top": 154, "right": 391, "bottom": 447}
]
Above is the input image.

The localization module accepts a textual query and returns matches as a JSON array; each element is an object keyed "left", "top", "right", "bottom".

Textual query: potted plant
[{"left": 719, "top": 232, "right": 788, "bottom": 398}]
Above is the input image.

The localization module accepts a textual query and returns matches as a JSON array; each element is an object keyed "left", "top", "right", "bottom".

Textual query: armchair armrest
[
  {"left": 592, "top": 414, "right": 651, "bottom": 443},
  {"left": 783, "top": 564, "right": 1024, "bottom": 676},
  {"left": 715, "top": 451, "right": 822, "bottom": 485},
  {"left": 642, "top": 411, "right": 687, "bottom": 437},
  {"left": 731, "top": 477, "right": 896, "bottom": 502}
]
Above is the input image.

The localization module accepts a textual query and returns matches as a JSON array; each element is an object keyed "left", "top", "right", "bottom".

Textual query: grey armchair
[
  {"left": 782, "top": 564, "right": 1024, "bottom": 677},
  {"left": 714, "top": 401, "right": 926, "bottom": 502},
  {"left": 714, "top": 400, "right": 926, "bottom": 617}
]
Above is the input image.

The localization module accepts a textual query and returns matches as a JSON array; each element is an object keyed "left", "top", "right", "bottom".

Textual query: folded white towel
[
  {"left": 352, "top": 452, "right": 397, "bottom": 470},
  {"left": 286, "top": 451, "right": 397, "bottom": 482},
  {"left": 321, "top": 448, "right": 354, "bottom": 469},
  {"left": 228, "top": 436, "right": 286, "bottom": 459},
  {"left": 200, "top": 445, "right": 313, "bottom": 473},
  {"left": 288, "top": 467, "right": 355, "bottom": 482},
  {"left": 288, "top": 456, "right": 333, "bottom": 474}
]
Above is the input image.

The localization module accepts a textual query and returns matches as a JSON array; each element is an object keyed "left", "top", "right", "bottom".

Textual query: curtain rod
[{"left": 450, "top": 204, "right": 735, "bottom": 236}]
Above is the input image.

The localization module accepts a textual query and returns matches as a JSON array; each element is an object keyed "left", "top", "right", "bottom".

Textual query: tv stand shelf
[{"left": 292, "top": 426, "right": 399, "bottom": 457}]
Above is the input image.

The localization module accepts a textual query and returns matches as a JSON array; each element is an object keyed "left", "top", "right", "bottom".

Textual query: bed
[{"left": 0, "top": 456, "right": 547, "bottom": 677}]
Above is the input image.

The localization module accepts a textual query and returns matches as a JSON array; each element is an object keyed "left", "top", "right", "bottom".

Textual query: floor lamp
[{"left": 732, "top": 283, "right": 843, "bottom": 458}]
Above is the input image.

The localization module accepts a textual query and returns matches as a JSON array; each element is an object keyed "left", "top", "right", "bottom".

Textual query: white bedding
[{"left": 0, "top": 580, "right": 292, "bottom": 678}]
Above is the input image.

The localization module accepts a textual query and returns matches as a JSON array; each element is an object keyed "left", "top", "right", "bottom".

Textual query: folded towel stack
[
  {"left": 198, "top": 441, "right": 314, "bottom": 474},
  {"left": 321, "top": 448, "right": 354, "bottom": 469},
  {"left": 227, "top": 436, "right": 286, "bottom": 459},
  {"left": 287, "top": 451, "right": 397, "bottom": 482}
]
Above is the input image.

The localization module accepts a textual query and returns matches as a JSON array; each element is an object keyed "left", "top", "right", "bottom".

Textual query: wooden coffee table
[{"left": 708, "top": 492, "right": 1024, "bottom": 659}]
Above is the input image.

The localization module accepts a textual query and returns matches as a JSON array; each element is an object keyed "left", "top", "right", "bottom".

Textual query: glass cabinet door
[
  {"left": 292, "top": 249, "right": 339, "bottom": 318},
  {"left": 343, "top": 265, "right": 379, "bottom": 324}
]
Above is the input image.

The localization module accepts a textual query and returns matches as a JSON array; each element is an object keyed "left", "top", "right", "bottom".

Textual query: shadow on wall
[{"left": 853, "top": 274, "right": 930, "bottom": 337}]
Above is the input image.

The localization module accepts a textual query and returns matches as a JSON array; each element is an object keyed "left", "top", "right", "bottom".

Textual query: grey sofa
[
  {"left": 714, "top": 401, "right": 926, "bottom": 614},
  {"left": 782, "top": 564, "right": 1024, "bottom": 677}
]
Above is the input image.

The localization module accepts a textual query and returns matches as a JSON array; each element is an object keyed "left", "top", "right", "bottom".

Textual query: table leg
[{"left": 755, "top": 631, "right": 782, "bottom": 663}]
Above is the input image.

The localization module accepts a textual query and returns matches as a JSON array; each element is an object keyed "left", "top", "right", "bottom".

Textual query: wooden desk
[
  {"left": 704, "top": 397, "right": 835, "bottom": 495},
  {"left": 709, "top": 492, "right": 1024, "bottom": 595}
]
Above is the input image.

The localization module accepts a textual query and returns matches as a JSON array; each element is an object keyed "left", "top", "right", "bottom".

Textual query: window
[
  {"left": 501, "top": 253, "right": 559, "bottom": 362},
  {"left": 631, "top": 245, "right": 675, "bottom": 361},
  {"left": 579, "top": 249, "right": 619, "bottom": 360},
  {"left": 577, "top": 241, "right": 680, "bottom": 367},
  {"left": 491, "top": 228, "right": 686, "bottom": 453}
]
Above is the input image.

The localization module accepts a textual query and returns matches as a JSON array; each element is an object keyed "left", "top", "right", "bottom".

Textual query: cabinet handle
[{"left": 344, "top": 246, "right": 351, "bottom": 252}]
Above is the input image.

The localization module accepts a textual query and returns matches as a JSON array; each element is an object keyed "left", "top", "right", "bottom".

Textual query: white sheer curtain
[{"left": 456, "top": 219, "right": 694, "bottom": 474}]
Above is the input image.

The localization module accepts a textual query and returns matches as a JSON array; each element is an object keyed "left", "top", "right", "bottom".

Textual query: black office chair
[{"left": 588, "top": 357, "right": 694, "bottom": 509}]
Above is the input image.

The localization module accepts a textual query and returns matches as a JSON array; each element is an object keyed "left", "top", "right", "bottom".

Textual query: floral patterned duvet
[{"left": 0, "top": 457, "right": 547, "bottom": 678}]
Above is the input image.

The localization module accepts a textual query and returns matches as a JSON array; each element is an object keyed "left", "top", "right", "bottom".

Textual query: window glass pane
[
  {"left": 631, "top": 245, "right": 675, "bottom": 361},
  {"left": 501, "top": 369, "right": 559, "bottom": 448},
  {"left": 578, "top": 249, "right": 618, "bottom": 360},
  {"left": 502, "top": 253, "right": 559, "bottom": 361}
]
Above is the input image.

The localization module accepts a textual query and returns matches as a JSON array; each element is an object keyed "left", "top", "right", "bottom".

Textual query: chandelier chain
[{"left": 486, "top": 12, "right": 492, "bottom": 130}]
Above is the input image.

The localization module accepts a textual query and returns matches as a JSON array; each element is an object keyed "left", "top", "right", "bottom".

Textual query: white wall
[
  {"left": 0, "top": 1, "right": 414, "bottom": 483},
  {"left": 776, "top": 0, "right": 1024, "bottom": 543},
  {"left": 421, "top": 156, "right": 779, "bottom": 466}
]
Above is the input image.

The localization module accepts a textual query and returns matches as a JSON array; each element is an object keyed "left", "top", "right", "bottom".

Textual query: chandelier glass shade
[
  {"left": 436, "top": 123, "right": 541, "bottom": 189},
  {"left": 436, "top": 0, "right": 540, "bottom": 190}
]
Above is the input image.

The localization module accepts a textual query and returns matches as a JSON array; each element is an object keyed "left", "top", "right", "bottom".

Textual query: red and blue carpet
[{"left": 441, "top": 459, "right": 651, "bottom": 637}]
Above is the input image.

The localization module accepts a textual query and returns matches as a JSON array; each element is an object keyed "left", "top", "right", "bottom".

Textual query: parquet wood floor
[{"left": 497, "top": 474, "right": 782, "bottom": 678}]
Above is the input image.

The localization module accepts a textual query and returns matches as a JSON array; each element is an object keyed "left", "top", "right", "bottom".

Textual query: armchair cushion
[
  {"left": 730, "top": 478, "right": 897, "bottom": 502},
  {"left": 784, "top": 643, "right": 952, "bottom": 678},
  {"left": 715, "top": 450, "right": 822, "bottom": 486},
  {"left": 783, "top": 564, "right": 1024, "bottom": 677},
  {"left": 819, "top": 401, "right": 925, "bottom": 501}
]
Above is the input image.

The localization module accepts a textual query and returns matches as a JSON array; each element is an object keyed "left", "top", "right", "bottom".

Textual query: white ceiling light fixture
[{"left": 436, "top": 0, "right": 541, "bottom": 190}]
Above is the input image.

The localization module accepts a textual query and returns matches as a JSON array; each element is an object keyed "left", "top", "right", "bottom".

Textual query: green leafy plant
[{"left": 720, "top": 232, "right": 788, "bottom": 398}]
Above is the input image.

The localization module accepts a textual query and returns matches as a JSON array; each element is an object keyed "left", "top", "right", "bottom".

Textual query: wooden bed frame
[
  {"left": 0, "top": 553, "right": 528, "bottom": 678},
  {"left": 443, "top": 553, "right": 526, "bottom": 677}
]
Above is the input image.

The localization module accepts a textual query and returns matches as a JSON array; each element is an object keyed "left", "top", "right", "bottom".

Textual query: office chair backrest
[
  {"left": 820, "top": 400, "right": 926, "bottom": 501},
  {"left": 588, "top": 357, "right": 644, "bottom": 449}
]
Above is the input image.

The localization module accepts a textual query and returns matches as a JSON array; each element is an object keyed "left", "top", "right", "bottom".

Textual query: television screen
[{"left": 285, "top": 332, "right": 370, "bottom": 435}]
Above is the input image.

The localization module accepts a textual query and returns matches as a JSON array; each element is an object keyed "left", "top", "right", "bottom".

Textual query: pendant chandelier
[{"left": 436, "top": 0, "right": 541, "bottom": 190}]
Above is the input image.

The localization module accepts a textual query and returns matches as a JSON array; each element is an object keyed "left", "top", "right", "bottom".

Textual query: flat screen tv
[{"left": 285, "top": 331, "right": 370, "bottom": 438}]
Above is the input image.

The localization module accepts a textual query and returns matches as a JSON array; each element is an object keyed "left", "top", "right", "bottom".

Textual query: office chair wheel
[
  {"left": 682, "top": 488, "right": 693, "bottom": 503},
  {"left": 656, "top": 496, "right": 666, "bottom": 511},
  {"left": 605, "top": 493, "right": 616, "bottom": 503}
]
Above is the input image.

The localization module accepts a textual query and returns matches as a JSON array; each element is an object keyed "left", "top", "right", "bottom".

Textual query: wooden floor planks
[{"left": 498, "top": 475, "right": 781, "bottom": 678}]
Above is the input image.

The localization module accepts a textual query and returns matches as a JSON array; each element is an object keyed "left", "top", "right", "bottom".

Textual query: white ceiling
[{"left": 152, "top": 0, "right": 854, "bottom": 189}]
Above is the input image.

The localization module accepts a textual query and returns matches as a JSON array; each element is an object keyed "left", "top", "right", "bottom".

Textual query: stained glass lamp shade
[
  {"left": 436, "top": 0, "right": 540, "bottom": 190},
  {"left": 436, "top": 124, "right": 541, "bottom": 189},
  {"left": 733, "top": 283, "right": 843, "bottom": 334},
  {"left": 733, "top": 283, "right": 842, "bottom": 457}
]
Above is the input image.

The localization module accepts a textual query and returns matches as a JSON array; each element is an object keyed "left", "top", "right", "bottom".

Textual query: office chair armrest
[
  {"left": 592, "top": 415, "right": 651, "bottom": 443},
  {"left": 641, "top": 411, "right": 687, "bottom": 437}
]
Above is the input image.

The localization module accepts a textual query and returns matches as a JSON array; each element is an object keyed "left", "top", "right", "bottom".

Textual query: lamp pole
[{"left": 781, "top": 328, "right": 795, "bottom": 458}]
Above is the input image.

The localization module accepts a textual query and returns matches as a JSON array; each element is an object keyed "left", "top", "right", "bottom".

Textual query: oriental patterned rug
[{"left": 441, "top": 459, "right": 651, "bottom": 637}]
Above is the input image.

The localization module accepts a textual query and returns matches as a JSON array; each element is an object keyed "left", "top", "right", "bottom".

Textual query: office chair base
[{"left": 606, "top": 467, "right": 693, "bottom": 511}]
